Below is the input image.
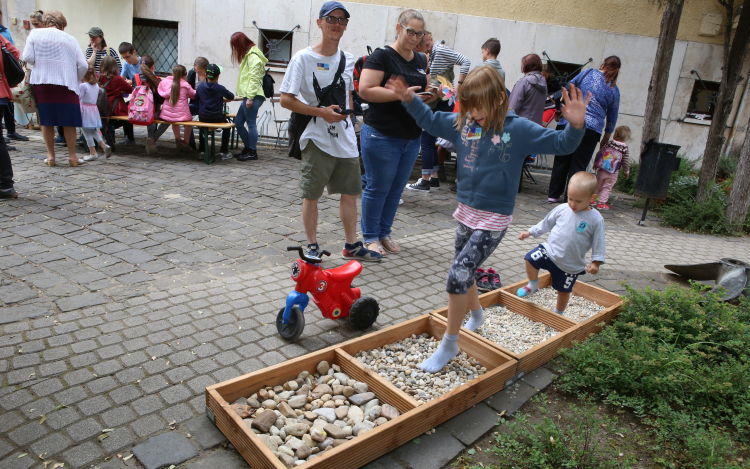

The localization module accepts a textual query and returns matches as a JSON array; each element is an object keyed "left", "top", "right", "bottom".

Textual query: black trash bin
[
  {"left": 633, "top": 139, "right": 681, "bottom": 225},
  {"left": 634, "top": 139, "right": 681, "bottom": 200}
]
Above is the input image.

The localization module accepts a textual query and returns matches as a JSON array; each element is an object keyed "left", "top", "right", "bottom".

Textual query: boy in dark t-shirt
[{"left": 196, "top": 64, "right": 234, "bottom": 159}]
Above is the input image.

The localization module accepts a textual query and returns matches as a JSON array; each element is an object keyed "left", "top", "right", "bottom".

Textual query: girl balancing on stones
[{"left": 385, "top": 66, "right": 591, "bottom": 372}]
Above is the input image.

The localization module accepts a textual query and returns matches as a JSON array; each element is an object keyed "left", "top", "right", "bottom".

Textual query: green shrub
[
  {"left": 486, "top": 401, "right": 629, "bottom": 468},
  {"left": 559, "top": 284, "right": 750, "bottom": 467},
  {"left": 717, "top": 153, "right": 739, "bottom": 180},
  {"left": 614, "top": 161, "right": 638, "bottom": 195}
]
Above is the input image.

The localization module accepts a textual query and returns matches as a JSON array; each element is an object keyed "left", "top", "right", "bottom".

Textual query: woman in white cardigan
[{"left": 22, "top": 10, "right": 87, "bottom": 167}]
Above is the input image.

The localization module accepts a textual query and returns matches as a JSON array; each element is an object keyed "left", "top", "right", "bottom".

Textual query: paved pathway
[{"left": 1, "top": 128, "right": 749, "bottom": 468}]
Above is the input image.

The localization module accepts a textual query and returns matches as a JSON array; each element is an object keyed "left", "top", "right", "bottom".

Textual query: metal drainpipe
[{"left": 723, "top": 75, "right": 750, "bottom": 157}]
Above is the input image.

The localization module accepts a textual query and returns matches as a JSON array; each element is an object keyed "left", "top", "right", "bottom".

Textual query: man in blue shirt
[
  {"left": 0, "top": 8, "right": 27, "bottom": 147},
  {"left": 118, "top": 42, "right": 141, "bottom": 86}
]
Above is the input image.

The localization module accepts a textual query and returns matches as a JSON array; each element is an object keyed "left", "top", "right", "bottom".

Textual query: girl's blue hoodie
[{"left": 404, "top": 98, "right": 584, "bottom": 215}]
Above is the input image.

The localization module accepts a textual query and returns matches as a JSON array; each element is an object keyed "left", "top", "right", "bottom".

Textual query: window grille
[{"left": 133, "top": 18, "right": 179, "bottom": 75}]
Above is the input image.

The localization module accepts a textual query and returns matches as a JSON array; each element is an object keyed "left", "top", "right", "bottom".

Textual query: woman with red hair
[{"left": 231, "top": 32, "right": 268, "bottom": 161}]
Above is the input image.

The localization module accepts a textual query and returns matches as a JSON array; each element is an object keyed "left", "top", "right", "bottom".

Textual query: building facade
[{"left": 1, "top": 0, "right": 747, "bottom": 162}]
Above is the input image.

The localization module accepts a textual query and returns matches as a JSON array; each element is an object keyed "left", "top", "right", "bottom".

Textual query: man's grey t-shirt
[{"left": 528, "top": 204, "right": 605, "bottom": 274}]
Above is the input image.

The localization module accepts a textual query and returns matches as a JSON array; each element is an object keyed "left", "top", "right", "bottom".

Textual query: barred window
[
  {"left": 133, "top": 18, "right": 179, "bottom": 76},
  {"left": 686, "top": 80, "right": 720, "bottom": 121}
]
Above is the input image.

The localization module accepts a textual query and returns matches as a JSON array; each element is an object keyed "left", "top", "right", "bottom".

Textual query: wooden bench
[{"left": 104, "top": 115, "right": 234, "bottom": 165}]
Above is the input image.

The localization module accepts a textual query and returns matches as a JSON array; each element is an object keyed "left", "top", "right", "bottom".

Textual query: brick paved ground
[{"left": 2, "top": 127, "right": 749, "bottom": 468}]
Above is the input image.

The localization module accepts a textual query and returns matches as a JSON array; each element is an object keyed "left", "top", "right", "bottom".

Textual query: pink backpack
[{"left": 128, "top": 84, "right": 155, "bottom": 125}]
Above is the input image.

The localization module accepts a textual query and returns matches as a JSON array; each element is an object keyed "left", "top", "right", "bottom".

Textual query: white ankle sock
[
  {"left": 419, "top": 333, "right": 459, "bottom": 373},
  {"left": 464, "top": 307, "right": 485, "bottom": 331},
  {"left": 527, "top": 279, "right": 539, "bottom": 291}
]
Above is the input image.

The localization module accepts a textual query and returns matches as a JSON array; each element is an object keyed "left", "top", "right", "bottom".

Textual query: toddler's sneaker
[
  {"left": 517, "top": 283, "right": 539, "bottom": 297},
  {"left": 597, "top": 203, "right": 610, "bottom": 210},
  {"left": 305, "top": 243, "right": 321, "bottom": 260},
  {"left": 476, "top": 269, "right": 492, "bottom": 292},
  {"left": 488, "top": 269, "right": 502, "bottom": 290},
  {"left": 342, "top": 241, "right": 382, "bottom": 262}
]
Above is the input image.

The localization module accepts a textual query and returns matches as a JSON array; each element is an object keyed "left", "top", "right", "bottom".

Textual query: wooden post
[
  {"left": 725, "top": 112, "right": 750, "bottom": 229},
  {"left": 641, "top": 0, "right": 684, "bottom": 152},
  {"left": 697, "top": 0, "right": 750, "bottom": 203}
]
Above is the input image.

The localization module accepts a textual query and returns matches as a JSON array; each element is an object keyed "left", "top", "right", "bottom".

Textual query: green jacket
[{"left": 236, "top": 46, "right": 268, "bottom": 99}]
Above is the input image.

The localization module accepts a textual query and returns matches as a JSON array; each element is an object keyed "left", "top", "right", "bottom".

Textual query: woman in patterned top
[
  {"left": 547, "top": 56, "right": 621, "bottom": 203},
  {"left": 85, "top": 27, "right": 121, "bottom": 75}
]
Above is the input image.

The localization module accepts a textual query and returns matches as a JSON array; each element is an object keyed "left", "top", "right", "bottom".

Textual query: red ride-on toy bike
[{"left": 277, "top": 247, "right": 380, "bottom": 341}]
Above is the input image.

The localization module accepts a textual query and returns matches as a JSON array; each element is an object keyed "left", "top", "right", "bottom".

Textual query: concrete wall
[
  {"left": 3, "top": 0, "right": 745, "bottom": 161},
  {"left": 130, "top": 0, "right": 748, "bottom": 162}
]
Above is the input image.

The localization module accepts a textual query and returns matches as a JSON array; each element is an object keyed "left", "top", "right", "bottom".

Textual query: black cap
[
  {"left": 319, "top": 1, "right": 350, "bottom": 18},
  {"left": 206, "top": 64, "right": 222, "bottom": 79}
]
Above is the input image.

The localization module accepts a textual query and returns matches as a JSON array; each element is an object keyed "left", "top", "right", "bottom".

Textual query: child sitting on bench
[
  {"left": 196, "top": 64, "right": 235, "bottom": 160},
  {"left": 517, "top": 171, "right": 606, "bottom": 314}
]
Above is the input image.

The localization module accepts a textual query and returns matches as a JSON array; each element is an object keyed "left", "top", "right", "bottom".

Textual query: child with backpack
[
  {"left": 385, "top": 66, "right": 591, "bottom": 373},
  {"left": 593, "top": 125, "right": 631, "bottom": 210},
  {"left": 79, "top": 67, "right": 111, "bottom": 161},
  {"left": 196, "top": 64, "right": 235, "bottom": 159},
  {"left": 138, "top": 55, "right": 170, "bottom": 155},
  {"left": 158, "top": 65, "right": 196, "bottom": 152}
]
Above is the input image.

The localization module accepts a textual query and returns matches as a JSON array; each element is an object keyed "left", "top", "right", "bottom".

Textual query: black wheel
[
  {"left": 276, "top": 306, "right": 305, "bottom": 341},
  {"left": 349, "top": 297, "right": 379, "bottom": 331}
]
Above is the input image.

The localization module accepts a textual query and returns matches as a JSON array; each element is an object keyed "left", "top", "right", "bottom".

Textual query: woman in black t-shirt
[{"left": 358, "top": 9, "right": 436, "bottom": 257}]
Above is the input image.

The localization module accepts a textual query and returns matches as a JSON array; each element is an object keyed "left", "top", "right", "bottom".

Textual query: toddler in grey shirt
[{"left": 517, "top": 172, "right": 606, "bottom": 314}]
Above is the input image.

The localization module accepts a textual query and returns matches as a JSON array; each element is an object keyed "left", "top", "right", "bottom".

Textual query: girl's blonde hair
[
  {"left": 82, "top": 67, "right": 98, "bottom": 85},
  {"left": 455, "top": 66, "right": 509, "bottom": 133},
  {"left": 613, "top": 125, "right": 631, "bottom": 142},
  {"left": 170, "top": 64, "right": 187, "bottom": 107},
  {"left": 99, "top": 56, "right": 118, "bottom": 79}
]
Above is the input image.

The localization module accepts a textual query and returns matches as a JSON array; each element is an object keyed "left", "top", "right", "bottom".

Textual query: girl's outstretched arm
[{"left": 386, "top": 76, "right": 460, "bottom": 143}]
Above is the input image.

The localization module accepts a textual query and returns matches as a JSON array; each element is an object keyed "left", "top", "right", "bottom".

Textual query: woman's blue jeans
[
  {"left": 420, "top": 130, "right": 439, "bottom": 175},
  {"left": 360, "top": 124, "right": 420, "bottom": 243},
  {"left": 235, "top": 95, "right": 264, "bottom": 150}
]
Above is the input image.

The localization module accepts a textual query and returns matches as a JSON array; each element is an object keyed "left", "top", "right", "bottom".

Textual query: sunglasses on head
[
  {"left": 323, "top": 15, "right": 349, "bottom": 25},
  {"left": 399, "top": 24, "right": 425, "bottom": 38}
]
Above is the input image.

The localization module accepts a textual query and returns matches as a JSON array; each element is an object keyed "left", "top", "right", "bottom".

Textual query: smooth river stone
[
  {"left": 284, "top": 421, "right": 310, "bottom": 437},
  {"left": 374, "top": 417, "right": 388, "bottom": 426},
  {"left": 342, "top": 386, "right": 355, "bottom": 397},
  {"left": 310, "top": 427, "right": 327, "bottom": 442},
  {"left": 313, "top": 408, "right": 336, "bottom": 423},
  {"left": 251, "top": 410, "right": 277, "bottom": 433},
  {"left": 312, "top": 384, "right": 333, "bottom": 398},
  {"left": 257, "top": 434, "right": 278, "bottom": 452},
  {"left": 333, "top": 372, "right": 349, "bottom": 382},
  {"left": 365, "top": 405, "right": 381, "bottom": 421},
  {"left": 352, "top": 382, "right": 368, "bottom": 394},
  {"left": 364, "top": 399, "right": 380, "bottom": 412},
  {"left": 332, "top": 439, "right": 349, "bottom": 448},
  {"left": 230, "top": 404, "right": 252, "bottom": 419},
  {"left": 278, "top": 402, "right": 297, "bottom": 419},
  {"left": 286, "top": 436, "right": 304, "bottom": 451},
  {"left": 247, "top": 398, "right": 261, "bottom": 409},
  {"left": 317, "top": 361, "right": 330, "bottom": 375},
  {"left": 335, "top": 406, "right": 349, "bottom": 420},
  {"left": 262, "top": 399, "right": 277, "bottom": 410},
  {"left": 348, "top": 392, "right": 376, "bottom": 406},
  {"left": 332, "top": 385, "right": 345, "bottom": 395},
  {"left": 352, "top": 420, "right": 375, "bottom": 436},
  {"left": 380, "top": 403, "right": 399, "bottom": 421},
  {"left": 284, "top": 380, "right": 299, "bottom": 391},
  {"left": 347, "top": 406, "right": 364, "bottom": 425},
  {"left": 302, "top": 434, "right": 315, "bottom": 448},
  {"left": 323, "top": 423, "right": 347, "bottom": 439},
  {"left": 278, "top": 453, "right": 295, "bottom": 469},
  {"left": 304, "top": 411, "right": 318, "bottom": 421},
  {"left": 296, "top": 444, "right": 312, "bottom": 460},
  {"left": 288, "top": 395, "right": 307, "bottom": 409},
  {"left": 295, "top": 384, "right": 309, "bottom": 396}
]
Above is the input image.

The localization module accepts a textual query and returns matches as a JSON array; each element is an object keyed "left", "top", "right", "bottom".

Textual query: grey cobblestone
[
  {"left": 77, "top": 395, "right": 112, "bottom": 416},
  {"left": 130, "top": 414, "right": 166, "bottom": 438},
  {"left": 29, "top": 432, "right": 72, "bottom": 457},
  {"left": 101, "top": 406, "right": 136, "bottom": 428},
  {"left": 109, "top": 385, "right": 142, "bottom": 405},
  {"left": 9, "top": 422, "right": 49, "bottom": 446},
  {"left": 45, "top": 408, "right": 83, "bottom": 431},
  {"left": 66, "top": 418, "right": 102, "bottom": 443}
]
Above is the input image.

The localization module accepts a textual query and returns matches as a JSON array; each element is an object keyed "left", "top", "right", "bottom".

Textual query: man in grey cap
[
  {"left": 280, "top": 1, "right": 383, "bottom": 262},
  {"left": 85, "top": 26, "right": 121, "bottom": 75}
]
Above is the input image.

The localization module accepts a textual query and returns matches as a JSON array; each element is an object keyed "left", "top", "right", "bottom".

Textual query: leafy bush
[
  {"left": 484, "top": 401, "right": 630, "bottom": 468},
  {"left": 717, "top": 153, "right": 739, "bottom": 180},
  {"left": 614, "top": 161, "right": 638, "bottom": 195},
  {"left": 559, "top": 284, "right": 750, "bottom": 467}
]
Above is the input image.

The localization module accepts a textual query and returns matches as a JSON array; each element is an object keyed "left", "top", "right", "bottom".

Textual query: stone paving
[{"left": 2, "top": 127, "right": 750, "bottom": 468}]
